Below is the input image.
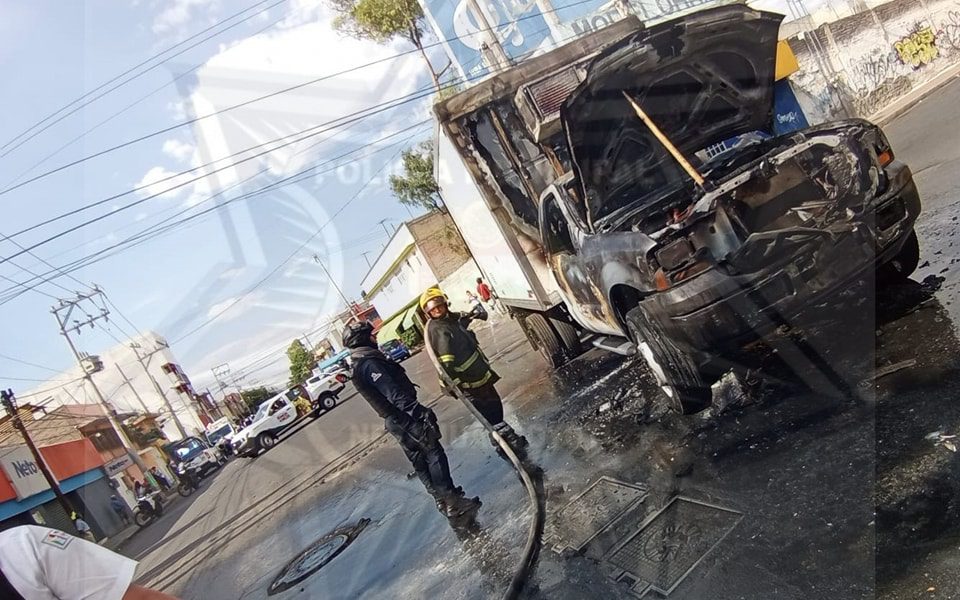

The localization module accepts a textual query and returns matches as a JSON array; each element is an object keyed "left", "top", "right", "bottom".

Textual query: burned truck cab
[{"left": 436, "top": 5, "right": 921, "bottom": 414}]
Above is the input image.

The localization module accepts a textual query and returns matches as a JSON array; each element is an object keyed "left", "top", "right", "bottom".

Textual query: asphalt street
[{"left": 119, "top": 76, "right": 960, "bottom": 600}]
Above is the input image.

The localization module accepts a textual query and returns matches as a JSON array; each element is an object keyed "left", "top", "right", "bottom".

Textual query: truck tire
[
  {"left": 549, "top": 316, "right": 582, "bottom": 358},
  {"left": 319, "top": 393, "right": 337, "bottom": 411},
  {"left": 257, "top": 432, "right": 276, "bottom": 453},
  {"left": 625, "top": 306, "right": 711, "bottom": 414},
  {"left": 524, "top": 313, "right": 566, "bottom": 368},
  {"left": 878, "top": 229, "right": 920, "bottom": 282}
]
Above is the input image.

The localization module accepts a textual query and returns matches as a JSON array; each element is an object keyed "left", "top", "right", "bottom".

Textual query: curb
[{"left": 871, "top": 62, "right": 960, "bottom": 126}]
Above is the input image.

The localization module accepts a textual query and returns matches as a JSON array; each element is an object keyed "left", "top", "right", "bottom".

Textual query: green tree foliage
[
  {"left": 287, "top": 339, "right": 318, "bottom": 386},
  {"left": 240, "top": 386, "right": 278, "bottom": 411},
  {"left": 329, "top": 0, "right": 444, "bottom": 90},
  {"left": 398, "top": 326, "right": 423, "bottom": 349},
  {"left": 389, "top": 141, "right": 442, "bottom": 212}
]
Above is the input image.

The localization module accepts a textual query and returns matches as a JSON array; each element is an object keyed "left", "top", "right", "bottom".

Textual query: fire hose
[{"left": 423, "top": 320, "right": 544, "bottom": 600}]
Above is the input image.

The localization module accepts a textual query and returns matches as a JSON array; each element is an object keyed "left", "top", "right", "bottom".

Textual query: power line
[
  {"left": 3, "top": 11, "right": 293, "bottom": 189},
  {"left": 1, "top": 79, "right": 448, "bottom": 257},
  {"left": 0, "top": 0, "right": 599, "bottom": 197},
  {"left": 169, "top": 131, "right": 416, "bottom": 345},
  {"left": 0, "top": 353, "right": 64, "bottom": 374},
  {"left": 0, "top": 0, "right": 289, "bottom": 159},
  {"left": 0, "top": 121, "right": 429, "bottom": 304}
]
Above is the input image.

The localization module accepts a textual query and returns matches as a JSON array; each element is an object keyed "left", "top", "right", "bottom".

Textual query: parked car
[
  {"left": 166, "top": 436, "right": 224, "bottom": 478},
  {"left": 303, "top": 371, "right": 348, "bottom": 411},
  {"left": 379, "top": 339, "right": 411, "bottom": 362}
]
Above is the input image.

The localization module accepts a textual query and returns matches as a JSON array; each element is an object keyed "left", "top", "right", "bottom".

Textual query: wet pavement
[{"left": 129, "top": 78, "right": 960, "bottom": 599}]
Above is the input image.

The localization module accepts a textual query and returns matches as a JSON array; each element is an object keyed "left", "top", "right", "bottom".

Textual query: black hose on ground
[{"left": 423, "top": 321, "right": 544, "bottom": 600}]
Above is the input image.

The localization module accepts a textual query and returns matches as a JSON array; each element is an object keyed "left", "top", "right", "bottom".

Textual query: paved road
[{"left": 125, "top": 77, "right": 960, "bottom": 599}]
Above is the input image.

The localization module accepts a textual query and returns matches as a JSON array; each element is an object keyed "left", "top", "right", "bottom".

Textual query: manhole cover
[
  {"left": 604, "top": 497, "right": 741, "bottom": 595},
  {"left": 547, "top": 476, "right": 648, "bottom": 554},
  {"left": 268, "top": 518, "right": 370, "bottom": 595}
]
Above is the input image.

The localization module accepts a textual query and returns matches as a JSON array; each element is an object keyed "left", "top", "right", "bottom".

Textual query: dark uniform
[
  {"left": 425, "top": 312, "right": 527, "bottom": 453},
  {"left": 349, "top": 345, "right": 474, "bottom": 513}
]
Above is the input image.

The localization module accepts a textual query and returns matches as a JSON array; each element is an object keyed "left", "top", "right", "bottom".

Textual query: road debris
[
  {"left": 925, "top": 431, "right": 958, "bottom": 452},
  {"left": 862, "top": 359, "right": 917, "bottom": 387}
]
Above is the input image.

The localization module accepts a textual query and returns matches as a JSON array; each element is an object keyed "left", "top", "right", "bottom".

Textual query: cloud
[
  {"left": 134, "top": 165, "right": 194, "bottom": 199},
  {"left": 182, "top": 7, "right": 428, "bottom": 183},
  {"left": 153, "top": 0, "right": 219, "bottom": 35},
  {"left": 162, "top": 138, "right": 195, "bottom": 161}
]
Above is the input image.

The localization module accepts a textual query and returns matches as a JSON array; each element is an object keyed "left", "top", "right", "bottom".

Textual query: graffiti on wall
[
  {"left": 894, "top": 26, "right": 940, "bottom": 67},
  {"left": 938, "top": 10, "right": 960, "bottom": 52}
]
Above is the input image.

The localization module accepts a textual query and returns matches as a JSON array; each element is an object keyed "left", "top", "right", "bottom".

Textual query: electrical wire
[
  {"left": 0, "top": 353, "right": 64, "bottom": 374},
  {"left": 3, "top": 10, "right": 293, "bottom": 189},
  {"left": 0, "top": 0, "right": 290, "bottom": 159},
  {"left": 0, "top": 0, "right": 600, "bottom": 196},
  {"left": 169, "top": 132, "right": 419, "bottom": 344},
  {"left": 0, "top": 121, "right": 429, "bottom": 304},
  {"left": 0, "top": 79, "right": 448, "bottom": 257}
]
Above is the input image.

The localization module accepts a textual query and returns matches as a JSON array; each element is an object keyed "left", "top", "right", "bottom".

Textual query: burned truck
[{"left": 433, "top": 5, "right": 921, "bottom": 413}]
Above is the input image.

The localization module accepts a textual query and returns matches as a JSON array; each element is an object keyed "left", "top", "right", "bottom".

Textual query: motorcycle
[
  {"left": 176, "top": 464, "right": 201, "bottom": 497},
  {"left": 133, "top": 492, "right": 164, "bottom": 527}
]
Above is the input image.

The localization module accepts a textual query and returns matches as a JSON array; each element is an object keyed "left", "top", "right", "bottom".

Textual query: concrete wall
[
  {"left": 786, "top": 0, "right": 960, "bottom": 121},
  {"left": 407, "top": 211, "right": 473, "bottom": 282}
]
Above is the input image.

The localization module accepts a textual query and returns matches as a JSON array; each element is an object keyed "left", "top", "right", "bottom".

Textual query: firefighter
[
  {"left": 342, "top": 320, "right": 481, "bottom": 519},
  {"left": 420, "top": 287, "right": 529, "bottom": 455}
]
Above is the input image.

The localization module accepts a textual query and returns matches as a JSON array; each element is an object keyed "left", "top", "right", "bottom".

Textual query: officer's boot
[{"left": 441, "top": 493, "right": 482, "bottom": 519}]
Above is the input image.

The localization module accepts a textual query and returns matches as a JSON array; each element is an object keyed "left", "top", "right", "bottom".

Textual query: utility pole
[
  {"left": 376, "top": 218, "right": 393, "bottom": 238},
  {"left": 130, "top": 341, "right": 188, "bottom": 439},
  {"left": 312, "top": 254, "right": 361, "bottom": 318},
  {"left": 1, "top": 389, "right": 76, "bottom": 518},
  {"left": 466, "top": 0, "right": 511, "bottom": 72},
  {"left": 115, "top": 363, "right": 149, "bottom": 414},
  {"left": 51, "top": 288, "right": 150, "bottom": 473}
]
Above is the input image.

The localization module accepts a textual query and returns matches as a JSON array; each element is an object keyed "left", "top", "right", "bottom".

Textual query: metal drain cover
[
  {"left": 268, "top": 518, "right": 370, "bottom": 595},
  {"left": 547, "top": 476, "right": 648, "bottom": 554},
  {"left": 605, "top": 497, "right": 741, "bottom": 595}
]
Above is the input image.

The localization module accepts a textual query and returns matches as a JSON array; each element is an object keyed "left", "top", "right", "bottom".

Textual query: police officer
[
  {"left": 0, "top": 525, "right": 178, "bottom": 599},
  {"left": 420, "top": 288, "right": 528, "bottom": 455},
  {"left": 342, "top": 320, "right": 481, "bottom": 518}
]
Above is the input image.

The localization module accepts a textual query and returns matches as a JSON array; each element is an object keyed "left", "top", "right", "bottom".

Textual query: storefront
[{"left": 0, "top": 438, "right": 126, "bottom": 539}]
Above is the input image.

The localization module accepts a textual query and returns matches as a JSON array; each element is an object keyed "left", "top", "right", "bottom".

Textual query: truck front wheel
[
  {"left": 625, "top": 306, "right": 711, "bottom": 414},
  {"left": 523, "top": 313, "right": 566, "bottom": 368},
  {"left": 550, "top": 316, "right": 582, "bottom": 359},
  {"left": 257, "top": 432, "right": 276, "bottom": 453}
]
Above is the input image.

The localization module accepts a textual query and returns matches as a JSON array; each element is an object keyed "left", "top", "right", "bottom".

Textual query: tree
[
  {"left": 389, "top": 141, "right": 442, "bottom": 212},
  {"left": 287, "top": 339, "right": 317, "bottom": 387},
  {"left": 329, "top": 0, "right": 445, "bottom": 91},
  {"left": 240, "top": 387, "right": 277, "bottom": 411}
]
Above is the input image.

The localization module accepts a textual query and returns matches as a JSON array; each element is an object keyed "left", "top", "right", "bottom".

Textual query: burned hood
[{"left": 561, "top": 5, "right": 783, "bottom": 229}]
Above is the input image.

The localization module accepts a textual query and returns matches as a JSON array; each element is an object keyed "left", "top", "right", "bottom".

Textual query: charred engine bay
[{"left": 620, "top": 121, "right": 887, "bottom": 283}]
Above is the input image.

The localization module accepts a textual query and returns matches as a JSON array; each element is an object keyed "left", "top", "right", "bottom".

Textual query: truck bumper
[{"left": 639, "top": 165, "right": 920, "bottom": 353}]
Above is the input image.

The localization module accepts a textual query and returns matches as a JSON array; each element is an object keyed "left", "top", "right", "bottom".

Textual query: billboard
[
  {"left": 420, "top": 0, "right": 728, "bottom": 79},
  {"left": 420, "top": 0, "right": 557, "bottom": 80}
]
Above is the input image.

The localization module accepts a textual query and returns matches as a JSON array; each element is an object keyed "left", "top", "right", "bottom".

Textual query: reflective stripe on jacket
[{"left": 426, "top": 314, "right": 499, "bottom": 389}]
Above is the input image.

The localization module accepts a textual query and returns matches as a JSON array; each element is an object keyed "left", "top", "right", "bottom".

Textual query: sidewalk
[
  {"left": 871, "top": 61, "right": 960, "bottom": 125},
  {"left": 103, "top": 490, "right": 183, "bottom": 552}
]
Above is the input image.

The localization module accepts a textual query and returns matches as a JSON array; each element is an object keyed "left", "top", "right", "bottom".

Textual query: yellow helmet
[{"left": 419, "top": 287, "right": 447, "bottom": 314}]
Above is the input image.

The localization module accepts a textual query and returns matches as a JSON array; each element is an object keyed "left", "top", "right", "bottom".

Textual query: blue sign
[{"left": 772, "top": 79, "right": 810, "bottom": 136}]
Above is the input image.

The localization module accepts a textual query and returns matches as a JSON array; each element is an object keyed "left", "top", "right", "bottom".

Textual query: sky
[
  {"left": 0, "top": 0, "right": 823, "bottom": 403},
  {"left": 0, "top": 0, "right": 438, "bottom": 395}
]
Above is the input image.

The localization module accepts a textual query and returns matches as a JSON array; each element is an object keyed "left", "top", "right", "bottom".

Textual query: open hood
[{"left": 560, "top": 5, "right": 783, "bottom": 229}]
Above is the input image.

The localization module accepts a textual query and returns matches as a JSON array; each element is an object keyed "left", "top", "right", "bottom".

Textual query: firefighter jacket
[{"left": 425, "top": 313, "right": 499, "bottom": 390}]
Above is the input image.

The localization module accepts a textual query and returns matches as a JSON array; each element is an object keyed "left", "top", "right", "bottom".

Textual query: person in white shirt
[
  {"left": 71, "top": 513, "right": 95, "bottom": 543},
  {"left": 0, "top": 525, "right": 178, "bottom": 600}
]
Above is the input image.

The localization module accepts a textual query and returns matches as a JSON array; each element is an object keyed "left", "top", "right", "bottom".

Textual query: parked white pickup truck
[
  {"left": 231, "top": 393, "right": 301, "bottom": 457},
  {"left": 304, "top": 370, "right": 348, "bottom": 409}
]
